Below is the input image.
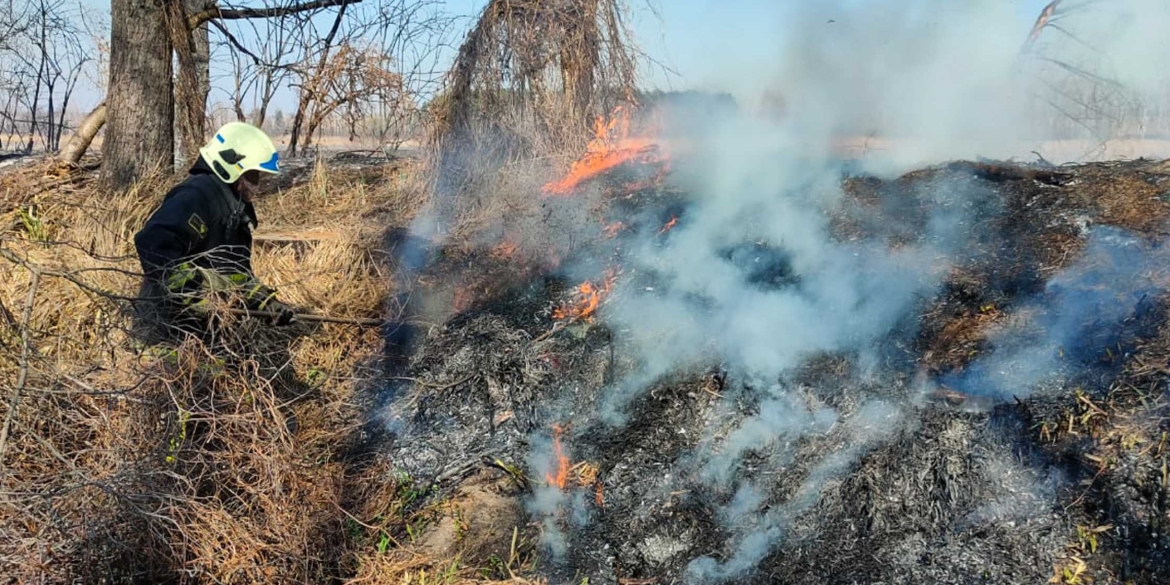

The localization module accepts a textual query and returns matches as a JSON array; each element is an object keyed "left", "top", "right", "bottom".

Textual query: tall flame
[
  {"left": 542, "top": 106, "right": 665, "bottom": 196},
  {"left": 546, "top": 424, "right": 570, "bottom": 489}
]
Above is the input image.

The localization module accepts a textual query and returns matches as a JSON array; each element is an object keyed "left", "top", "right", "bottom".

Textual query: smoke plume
[
  {"left": 558, "top": 0, "right": 1170, "bottom": 577},
  {"left": 947, "top": 226, "right": 1169, "bottom": 401},
  {"left": 687, "top": 401, "right": 905, "bottom": 582},
  {"left": 468, "top": 0, "right": 1170, "bottom": 575}
]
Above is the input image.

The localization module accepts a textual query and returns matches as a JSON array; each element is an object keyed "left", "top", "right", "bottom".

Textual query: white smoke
[
  {"left": 524, "top": 0, "right": 1170, "bottom": 572},
  {"left": 558, "top": 0, "right": 1170, "bottom": 578},
  {"left": 752, "top": 0, "right": 1170, "bottom": 168},
  {"left": 687, "top": 400, "right": 905, "bottom": 582},
  {"left": 598, "top": 110, "right": 972, "bottom": 424},
  {"left": 527, "top": 429, "right": 570, "bottom": 558},
  {"left": 947, "top": 226, "right": 1168, "bottom": 401},
  {"left": 700, "top": 391, "right": 837, "bottom": 485},
  {"left": 963, "top": 453, "right": 1067, "bottom": 527}
]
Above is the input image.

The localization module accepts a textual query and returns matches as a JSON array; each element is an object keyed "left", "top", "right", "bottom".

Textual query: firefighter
[{"left": 133, "top": 121, "right": 294, "bottom": 341}]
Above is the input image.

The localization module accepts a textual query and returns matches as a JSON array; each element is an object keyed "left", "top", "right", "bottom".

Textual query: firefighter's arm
[{"left": 134, "top": 187, "right": 213, "bottom": 291}]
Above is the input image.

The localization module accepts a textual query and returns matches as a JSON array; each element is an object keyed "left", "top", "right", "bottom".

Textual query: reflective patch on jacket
[
  {"left": 187, "top": 213, "right": 208, "bottom": 238},
  {"left": 165, "top": 262, "right": 199, "bottom": 292}
]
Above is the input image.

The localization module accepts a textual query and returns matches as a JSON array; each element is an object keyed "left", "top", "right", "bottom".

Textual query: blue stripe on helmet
[
  {"left": 259, "top": 152, "right": 280, "bottom": 172},
  {"left": 216, "top": 134, "right": 225, "bottom": 143}
]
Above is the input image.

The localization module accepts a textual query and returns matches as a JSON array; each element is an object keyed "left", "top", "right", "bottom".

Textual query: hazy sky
[
  {"left": 71, "top": 0, "right": 1054, "bottom": 111},
  {"left": 633, "top": 0, "right": 1051, "bottom": 96}
]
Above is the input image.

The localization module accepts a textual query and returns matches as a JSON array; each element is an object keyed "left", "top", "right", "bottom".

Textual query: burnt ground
[{"left": 371, "top": 158, "right": 1170, "bottom": 584}]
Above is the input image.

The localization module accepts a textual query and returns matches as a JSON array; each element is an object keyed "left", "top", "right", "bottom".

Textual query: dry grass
[
  {"left": 1078, "top": 165, "right": 1170, "bottom": 235},
  {"left": 0, "top": 159, "right": 537, "bottom": 583}
]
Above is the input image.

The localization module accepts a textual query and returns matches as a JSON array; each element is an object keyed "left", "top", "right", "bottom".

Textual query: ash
[{"left": 376, "top": 159, "right": 1170, "bottom": 585}]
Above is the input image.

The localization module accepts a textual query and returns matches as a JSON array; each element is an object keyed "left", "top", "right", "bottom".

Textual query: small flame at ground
[
  {"left": 542, "top": 106, "right": 667, "bottom": 196},
  {"left": 545, "top": 424, "right": 570, "bottom": 489},
  {"left": 603, "top": 221, "right": 626, "bottom": 238},
  {"left": 553, "top": 269, "right": 618, "bottom": 322},
  {"left": 658, "top": 215, "right": 679, "bottom": 235},
  {"left": 542, "top": 428, "right": 605, "bottom": 504}
]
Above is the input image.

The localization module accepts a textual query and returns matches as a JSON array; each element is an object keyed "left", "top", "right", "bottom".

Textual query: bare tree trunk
[
  {"left": 253, "top": 90, "right": 268, "bottom": 129},
  {"left": 169, "top": 0, "right": 208, "bottom": 164},
  {"left": 286, "top": 90, "right": 312, "bottom": 158},
  {"left": 233, "top": 97, "right": 247, "bottom": 122},
  {"left": 32, "top": 0, "right": 51, "bottom": 152},
  {"left": 286, "top": 2, "right": 348, "bottom": 157},
  {"left": 304, "top": 95, "right": 352, "bottom": 151},
  {"left": 189, "top": 0, "right": 211, "bottom": 149},
  {"left": 303, "top": 111, "right": 324, "bottom": 152},
  {"left": 232, "top": 61, "right": 248, "bottom": 122},
  {"left": 26, "top": 14, "right": 46, "bottom": 154},
  {"left": 254, "top": 64, "right": 285, "bottom": 132},
  {"left": 0, "top": 93, "right": 16, "bottom": 151},
  {"left": 45, "top": 76, "right": 55, "bottom": 151},
  {"left": 60, "top": 101, "right": 106, "bottom": 165},
  {"left": 55, "top": 65, "right": 85, "bottom": 152},
  {"left": 192, "top": 4, "right": 210, "bottom": 118},
  {"left": 101, "top": 0, "right": 173, "bottom": 189}
]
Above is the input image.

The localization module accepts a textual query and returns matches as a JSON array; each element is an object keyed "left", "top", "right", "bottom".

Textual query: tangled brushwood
[
  {"left": 430, "top": 0, "right": 640, "bottom": 194},
  {"left": 0, "top": 157, "right": 537, "bottom": 583}
]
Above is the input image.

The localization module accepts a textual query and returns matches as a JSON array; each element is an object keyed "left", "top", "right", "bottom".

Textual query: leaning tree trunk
[
  {"left": 59, "top": 102, "right": 107, "bottom": 165},
  {"left": 102, "top": 0, "right": 174, "bottom": 190}
]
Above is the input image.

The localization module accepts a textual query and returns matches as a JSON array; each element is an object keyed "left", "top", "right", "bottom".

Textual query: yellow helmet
[{"left": 199, "top": 122, "right": 281, "bottom": 184}]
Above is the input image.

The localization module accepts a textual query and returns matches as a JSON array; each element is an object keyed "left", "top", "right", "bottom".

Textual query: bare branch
[
  {"left": 208, "top": 18, "right": 262, "bottom": 66},
  {"left": 1039, "top": 56, "right": 1127, "bottom": 89},
  {"left": 1023, "top": 0, "right": 1062, "bottom": 53},
  {"left": 188, "top": 0, "right": 363, "bottom": 29},
  {"left": 0, "top": 264, "right": 39, "bottom": 462}
]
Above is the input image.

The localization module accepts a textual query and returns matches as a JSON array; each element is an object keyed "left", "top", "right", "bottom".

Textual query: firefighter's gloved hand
[
  {"left": 232, "top": 275, "right": 291, "bottom": 325},
  {"left": 264, "top": 299, "right": 296, "bottom": 326}
]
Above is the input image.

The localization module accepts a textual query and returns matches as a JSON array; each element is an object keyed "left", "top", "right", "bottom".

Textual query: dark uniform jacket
[{"left": 133, "top": 160, "right": 265, "bottom": 337}]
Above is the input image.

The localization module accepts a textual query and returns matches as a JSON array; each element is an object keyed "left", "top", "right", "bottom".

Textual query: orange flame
[
  {"left": 552, "top": 269, "right": 618, "bottom": 322},
  {"left": 595, "top": 482, "right": 605, "bottom": 507},
  {"left": 658, "top": 215, "right": 678, "bottom": 235},
  {"left": 545, "top": 424, "right": 570, "bottom": 489},
  {"left": 542, "top": 106, "right": 666, "bottom": 196}
]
